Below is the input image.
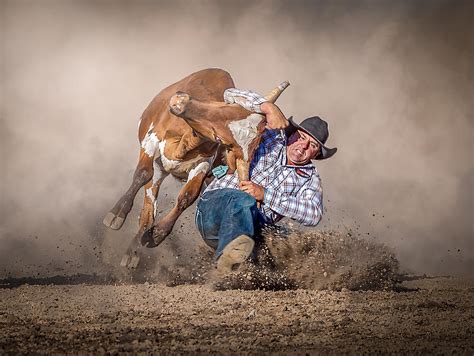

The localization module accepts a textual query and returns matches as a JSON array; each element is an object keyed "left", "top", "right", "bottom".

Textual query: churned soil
[
  {"left": 0, "top": 277, "right": 472, "bottom": 354},
  {"left": 1, "top": 230, "right": 472, "bottom": 353}
]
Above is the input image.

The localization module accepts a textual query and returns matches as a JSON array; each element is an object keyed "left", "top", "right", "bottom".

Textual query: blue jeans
[{"left": 195, "top": 188, "right": 261, "bottom": 259}]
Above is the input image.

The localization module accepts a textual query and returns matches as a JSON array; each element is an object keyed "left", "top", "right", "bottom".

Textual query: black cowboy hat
[{"left": 286, "top": 116, "right": 337, "bottom": 160}]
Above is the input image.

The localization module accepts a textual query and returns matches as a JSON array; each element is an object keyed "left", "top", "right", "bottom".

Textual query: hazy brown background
[{"left": 1, "top": 0, "right": 472, "bottom": 278}]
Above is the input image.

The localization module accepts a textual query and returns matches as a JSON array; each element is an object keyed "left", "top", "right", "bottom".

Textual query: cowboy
[{"left": 195, "top": 89, "right": 337, "bottom": 273}]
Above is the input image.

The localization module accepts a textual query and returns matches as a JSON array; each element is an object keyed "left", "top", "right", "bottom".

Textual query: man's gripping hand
[
  {"left": 260, "top": 102, "right": 289, "bottom": 130},
  {"left": 239, "top": 181, "right": 265, "bottom": 202}
]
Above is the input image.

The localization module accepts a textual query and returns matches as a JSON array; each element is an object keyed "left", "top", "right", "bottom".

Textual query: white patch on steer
[
  {"left": 153, "top": 199, "right": 158, "bottom": 218},
  {"left": 146, "top": 187, "right": 155, "bottom": 202},
  {"left": 159, "top": 140, "right": 180, "bottom": 171},
  {"left": 187, "top": 162, "right": 210, "bottom": 182},
  {"left": 141, "top": 123, "right": 159, "bottom": 157},
  {"left": 228, "top": 113, "right": 264, "bottom": 161}
]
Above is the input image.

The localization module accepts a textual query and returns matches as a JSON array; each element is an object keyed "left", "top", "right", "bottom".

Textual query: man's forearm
[
  {"left": 260, "top": 102, "right": 289, "bottom": 130},
  {"left": 263, "top": 187, "right": 323, "bottom": 226}
]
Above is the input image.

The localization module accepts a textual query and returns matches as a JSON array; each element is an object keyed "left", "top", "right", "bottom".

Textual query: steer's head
[{"left": 169, "top": 82, "right": 289, "bottom": 181}]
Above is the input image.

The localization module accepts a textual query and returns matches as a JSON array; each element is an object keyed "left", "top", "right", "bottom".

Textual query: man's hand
[
  {"left": 239, "top": 181, "right": 265, "bottom": 202},
  {"left": 260, "top": 102, "right": 289, "bottom": 130}
]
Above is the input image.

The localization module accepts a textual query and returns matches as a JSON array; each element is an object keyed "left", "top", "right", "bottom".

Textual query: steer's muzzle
[{"left": 169, "top": 92, "right": 191, "bottom": 116}]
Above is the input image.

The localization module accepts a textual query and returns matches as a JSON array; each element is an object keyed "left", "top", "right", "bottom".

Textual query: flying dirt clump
[{"left": 214, "top": 228, "right": 400, "bottom": 291}]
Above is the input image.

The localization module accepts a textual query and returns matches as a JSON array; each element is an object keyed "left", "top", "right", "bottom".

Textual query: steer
[
  {"left": 168, "top": 81, "right": 289, "bottom": 181},
  {"left": 103, "top": 68, "right": 288, "bottom": 268}
]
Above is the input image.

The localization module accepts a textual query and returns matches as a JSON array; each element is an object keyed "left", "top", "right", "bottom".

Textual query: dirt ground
[{"left": 0, "top": 276, "right": 472, "bottom": 354}]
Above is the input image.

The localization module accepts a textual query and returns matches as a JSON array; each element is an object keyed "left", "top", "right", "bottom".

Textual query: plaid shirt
[
  {"left": 223, "top": 88, "right": 266, "bottom": 113},
  {"left": 205, "top": 129, "right": 323, "bottom": 226}
]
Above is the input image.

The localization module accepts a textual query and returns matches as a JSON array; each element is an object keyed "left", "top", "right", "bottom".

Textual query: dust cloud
[
  {"left": 215, "top": 229, "right": 400, "bottom": 292},
  {"left": 0, "top": 0, "right": 472, "bottom": 279}
]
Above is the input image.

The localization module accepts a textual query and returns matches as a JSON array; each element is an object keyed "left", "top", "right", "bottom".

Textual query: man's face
[{"left": 286, "top": 130, "right": 321, "bottom": 165}]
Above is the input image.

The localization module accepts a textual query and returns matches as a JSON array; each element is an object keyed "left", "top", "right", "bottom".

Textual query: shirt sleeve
[
  {"left": 261, "top": 129, "right": 286, "bottom": 148},
  {"left": 223, "top": 88, "right": 267, "bottom": 113},
  {"left": 263, "top": 176, "right": 323, "bottom": 226}
]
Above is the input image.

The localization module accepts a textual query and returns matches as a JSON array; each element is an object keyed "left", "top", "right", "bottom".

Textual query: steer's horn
[{"left": 265, "top": 81, "right": 290, "bottom": 103}]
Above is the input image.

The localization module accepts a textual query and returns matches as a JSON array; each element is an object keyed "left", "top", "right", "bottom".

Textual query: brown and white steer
[
  {"left": 168, "top": 81, "right": 289, "bottom": 181},
  {"left": 103, "top": 68, "right": 288, "bottom": 268}
]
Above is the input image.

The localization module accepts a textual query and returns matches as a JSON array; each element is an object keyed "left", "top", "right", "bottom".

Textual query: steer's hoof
[
  {"left": 169, "top": 92, "right": 190, "bottom": 115},
  {"left": 140, "top": 226, "right": 169, "bottom": 248},
  {"left": 120, "top": 253, "right": 131, "bottom": 268},
  {"left": 103, "top": 212, "right": 125, "bottom": 230},
  {"left": 120, "top": 254, "right": 141, "bottom": 269},
  {"left": 140, "top": 227, "right": 157, "bottom": 248},
  {"left": 121, "top": 252, "right": 141, "bottom": 269},
  {"left": 129, "top": 254, "right": 141, "bottom": 269}
]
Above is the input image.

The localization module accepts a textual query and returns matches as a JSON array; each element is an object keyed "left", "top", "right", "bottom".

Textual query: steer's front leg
[
  {"left": 121, "top": 166, "right": 168, "bottom": 269},
  {"left": 103, "top": 149, "right": 154, "bottom": 230}
]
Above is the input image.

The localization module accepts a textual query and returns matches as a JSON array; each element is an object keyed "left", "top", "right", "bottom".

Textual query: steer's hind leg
[
  {"left": 103, "top": 149, "right": 154, "bottom": 230},
  {"left": 170, "top": 131, "right": 203, "bottom": 160},
  {"left": 121, "top": 163, "right": 168, "bottom": 268},
  {"left": 141, "top": 161, "right": 210, "bottom": 248}
]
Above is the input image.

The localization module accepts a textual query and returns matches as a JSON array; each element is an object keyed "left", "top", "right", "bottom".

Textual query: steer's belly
[
  {"left": 157, "top": 138, "right": 214, "bottom": 180},
  {"left": 165, "top": 154, "right": 213, "bottom": 180}
]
